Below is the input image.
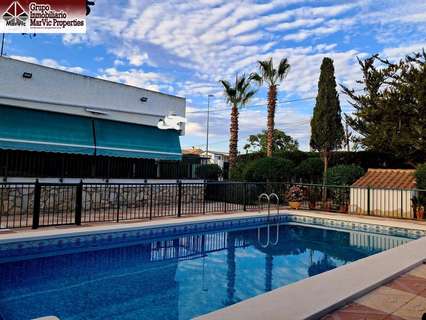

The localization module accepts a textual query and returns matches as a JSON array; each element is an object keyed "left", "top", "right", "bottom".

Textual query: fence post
[
  {"left": 202, "top": 181, "right": 206, "bottom": 215},
  {"left": 75, "top": 180, "right": 83, "bottom": 225},
  {"left": 149, "top": 184, "right": 153, "bottom": 220},
  {"left": 224, "top": 183, "right": 227, "bottom": 213},
  {"left": 243, "top": 183, "right": 247, "bottom": 211},
  {"left": 177, "top": 180, "right": 182, "bottom": 217},
  {"left": 367, "top": 186, "right": 371, "bottom": 216},
  {"left": 32, "top": 179, "right": 41, "bottom": 229},
  {"left": 400, "top": 189, "right": 403, "bottom": 218},
  {"left": 116, "top": 185, "right": 121, "bottom": 223}
]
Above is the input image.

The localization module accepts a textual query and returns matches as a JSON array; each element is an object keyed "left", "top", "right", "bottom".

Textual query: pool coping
[{"left": 1, "top": 211, "right": 426, "bottom": 320}]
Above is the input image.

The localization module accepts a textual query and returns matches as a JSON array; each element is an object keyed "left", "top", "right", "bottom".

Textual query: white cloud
[
  {"left": 98, "top": 67, "right": 173, "bottom": 92},
  {"left": 382, "top": 42, "right": 426, "bottom": 61}
]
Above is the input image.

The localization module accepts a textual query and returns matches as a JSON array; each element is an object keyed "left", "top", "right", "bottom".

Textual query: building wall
[
  {"left": 0, "top": 57, "right": 185, "bottom": 131},
  {"left": 349, "top": 188, "right": 414, "bottom": 219}
]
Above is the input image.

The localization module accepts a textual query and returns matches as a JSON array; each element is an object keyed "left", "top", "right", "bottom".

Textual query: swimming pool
[{"left": 0, "top": 215, "right": 423, "bottom": 320}]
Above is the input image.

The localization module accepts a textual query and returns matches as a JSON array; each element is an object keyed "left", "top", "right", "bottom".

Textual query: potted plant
[
  {"left": 417, "top": 206, "right": 425, "bottom": 220},
  {"left": 286, "top": 185, "right": 304, "bottom": 209},
  {"left": 412, "top": 195, "right": 425, "bottom": 220}
]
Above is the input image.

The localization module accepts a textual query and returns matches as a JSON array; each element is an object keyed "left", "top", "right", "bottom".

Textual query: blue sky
[{"left": 3, "top": 0, "right": 426, "bottom": 152}]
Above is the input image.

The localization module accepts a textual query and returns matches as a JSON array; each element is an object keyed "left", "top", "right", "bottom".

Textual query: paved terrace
[{"left": 323, "top": 263, "right": 426, "bottom": 320}]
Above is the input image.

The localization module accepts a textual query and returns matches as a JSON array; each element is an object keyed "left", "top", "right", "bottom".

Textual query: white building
[
  {"left": 202, "top": 150, "right": 229, "bottom": 170},
  {"left": 0, "top": 56, "right": 187, "bottom": 181}
]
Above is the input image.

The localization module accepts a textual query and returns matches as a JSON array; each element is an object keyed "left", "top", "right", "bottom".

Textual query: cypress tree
[{"left": 310, "top": 57, "right": 344, "bottom": 187}]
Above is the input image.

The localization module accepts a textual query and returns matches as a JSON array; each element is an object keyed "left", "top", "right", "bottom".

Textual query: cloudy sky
[{"left": 4, "top": 0, "right": 426, "bottom": 152}]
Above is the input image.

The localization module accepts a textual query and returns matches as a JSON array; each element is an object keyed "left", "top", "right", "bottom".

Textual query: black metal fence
[{"left": 0, "top": 181, "right": 424, "bottom": 229}]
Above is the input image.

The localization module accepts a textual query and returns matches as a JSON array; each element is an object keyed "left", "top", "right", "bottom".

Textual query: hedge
[
  {"left": 195, "top": 164, "right": 222, "bottom": 180},
  {"left": 242, "top": 157, "right": 295, "bottom": 182},
  {"left": 326, "top": 164, "right": 365, "bottom": 185}
]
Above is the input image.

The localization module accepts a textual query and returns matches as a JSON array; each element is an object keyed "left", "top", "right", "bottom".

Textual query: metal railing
[{"left": 0, "top": 181, "right": 424, "bottom": 229}]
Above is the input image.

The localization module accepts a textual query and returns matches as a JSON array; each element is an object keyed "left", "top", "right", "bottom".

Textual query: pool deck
[
  {"left": 323, "top": 263, "right": 426, "bottom": 320},
  {"left": 1, "top": 209, "right": 426, "bottom": 320}
]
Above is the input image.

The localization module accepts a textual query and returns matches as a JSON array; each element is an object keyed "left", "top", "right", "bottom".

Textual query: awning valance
[
  {"left": 0, "top": 105, "right": 94, "bottom": 155},
  {"left": 94, "top": 119, "right": 182, "bottom": 160}
]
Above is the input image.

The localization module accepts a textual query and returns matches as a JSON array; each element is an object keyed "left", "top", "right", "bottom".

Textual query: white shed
[{"left": 349, "top": 169, "right": 416, "bottom": 219}]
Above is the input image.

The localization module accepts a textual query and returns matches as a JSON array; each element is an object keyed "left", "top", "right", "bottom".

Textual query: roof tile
[{"left": 352, "top": 169, "right": 416, "bottom": 189}]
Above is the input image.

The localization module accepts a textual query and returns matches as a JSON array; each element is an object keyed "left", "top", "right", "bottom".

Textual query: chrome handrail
[
  {"left": 269, "top": 193, "right": 280, "bottom": 216},
  {"left": 258, "top": 193, "right": 280, "bottom": 217}
]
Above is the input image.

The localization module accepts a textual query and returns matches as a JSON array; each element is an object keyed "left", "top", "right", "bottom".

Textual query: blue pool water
[{"left": 0, "top": 218, "right": 418, "bottom": 320}]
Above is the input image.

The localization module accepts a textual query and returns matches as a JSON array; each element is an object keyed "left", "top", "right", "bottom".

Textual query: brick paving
[{"left": 323, "top": 263, "right": 426, "bottom": 320}]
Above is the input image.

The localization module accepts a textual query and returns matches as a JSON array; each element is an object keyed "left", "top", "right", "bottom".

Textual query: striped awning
[
  {"left": 0, "top": 105, "right": 182, "bottom": 160},
  {"left": 0, "top": 105, "right": 94, "bottom": 155},
  {"left": 93, "top": 118, "right": 182, "bottom": 160}
]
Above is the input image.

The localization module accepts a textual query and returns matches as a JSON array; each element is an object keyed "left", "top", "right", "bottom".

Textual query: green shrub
[
  {"left": 326, "top": 164, "right": 364, "bottom": 185},
  {"left": 229, "top": 162, "right": 246, "bottom": 181},
  {"left": 242, "top": 157, "right": 295, "bottom": 182},
  {"left": 195, "top": 164, "right": 222, "bottom": 180},
  {"left": 415, "top": 164, "right": 426, "bottom": 207},
  {"left": 295, "top": 157, "right": 324, "bottom": 182},
  {"left": 415, "top": 164, "right": 426, "bottom": 189}
]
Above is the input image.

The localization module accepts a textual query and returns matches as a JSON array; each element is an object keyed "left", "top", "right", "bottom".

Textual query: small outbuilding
[{"left": 350, "top": 169, "right": 416, "bottom": 218}]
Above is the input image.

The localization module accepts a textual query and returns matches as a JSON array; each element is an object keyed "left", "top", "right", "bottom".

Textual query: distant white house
[
  {"left": 350, "top": 169, "right": 416, "bottom": 218},
  {"left": 202, "top": 150, "right": 229, "bottom": 170}
]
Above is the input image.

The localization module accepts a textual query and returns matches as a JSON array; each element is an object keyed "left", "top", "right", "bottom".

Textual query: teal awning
[
  {"left": 0, "top": 105, "right": 94, "bottom": 155},
  {"left": 94, "top": 119, "right": 182, "bottom": 160}
]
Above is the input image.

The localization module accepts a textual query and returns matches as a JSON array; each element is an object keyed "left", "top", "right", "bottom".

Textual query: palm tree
[
  {"left": 220, "top": 74, "right": 256, "bottom": 169},
  {"left": 251, "top": 57, "right": 290, "bottom": 157}
]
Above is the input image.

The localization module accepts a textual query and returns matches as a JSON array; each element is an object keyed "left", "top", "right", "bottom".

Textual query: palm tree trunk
[
  {"left": 266, "top": 85, "right": 277, "bottom": 157},
  {"left": 229, "top": 103, "right": 239, "bottom": 169}
]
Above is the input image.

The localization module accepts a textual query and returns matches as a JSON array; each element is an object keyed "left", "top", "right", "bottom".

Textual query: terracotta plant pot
[
  {"left": 289, "top": 201, "right": 301, "bottom": 210},
  {"left": 417, "top": 207, "right": 425, "bottom": 220},
  {"left": 339, "top": 204, "right": 348, "bottom": 213},
  {"left": 323, "top": 201, "right": 332, "bottom": 211}
]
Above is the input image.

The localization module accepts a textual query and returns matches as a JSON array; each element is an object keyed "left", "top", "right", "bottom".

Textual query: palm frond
[
  {"left": 219, "top": 79, "right": 236, "bottom": 104},
  {"left": 250, "top": 72, "right": 263, "bottom": 85},
  {"left": 277, "top": 57, "right": 290, "bottom": 81}
]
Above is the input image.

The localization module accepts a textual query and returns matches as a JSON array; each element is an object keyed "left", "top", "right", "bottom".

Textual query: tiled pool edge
[
  {"left": 196, "top": 236, "right": 426, "bottom": 320},
  {"left": 1, "top": 211, "right": 426, "bottom": 244}
]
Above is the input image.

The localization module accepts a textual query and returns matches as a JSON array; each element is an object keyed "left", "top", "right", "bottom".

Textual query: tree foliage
[
  {"left": 416, "top": 164, "right": 426, "bottom": 190},
  {"left": 295, "top": 157, "right": 324, "bottom": 183},
  {"left": 342, "top": 51, "right": 426, "bottom": 165},
  {"left": 310, "top": 57, "right": 345, "bottom": 185},
  {"left": 243, "top": 129, "right": 299, "bottom": 153}
]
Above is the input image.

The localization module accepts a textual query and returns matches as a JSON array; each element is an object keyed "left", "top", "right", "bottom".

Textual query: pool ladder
[
  {"left": 257, "top": 193, "right": 280, "bottom": 248},
  {"left": 258, "top": 193, "right": 280, "bottom": 217}
]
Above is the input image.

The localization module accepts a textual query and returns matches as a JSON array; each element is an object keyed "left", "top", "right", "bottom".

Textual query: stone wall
[{"left": 0, "top": 184, "right": 205, "bottom": 221}]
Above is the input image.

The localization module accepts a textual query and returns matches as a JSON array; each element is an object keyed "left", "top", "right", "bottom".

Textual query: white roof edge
[{"left": 0, "top": 56, "right": 185, "bottom": 101}]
